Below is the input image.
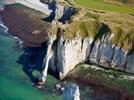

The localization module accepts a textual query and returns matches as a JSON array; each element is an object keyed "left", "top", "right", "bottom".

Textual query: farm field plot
[{"left": 73, "top": 0, "right": 134, "bottom": 14}]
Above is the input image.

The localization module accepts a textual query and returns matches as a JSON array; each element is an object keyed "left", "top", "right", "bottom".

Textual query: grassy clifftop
[
  {"left": 51, "top": 0, "right": 134, "bottom": 52},
  {"left": 62, "top": 20, "right": 100, "bottom": 39},
  {"left": 66, "top": 0, "right": 134, "bottom": 14},
  {"left": 54, "top": 8, "right": 134, "bottom": 52}
]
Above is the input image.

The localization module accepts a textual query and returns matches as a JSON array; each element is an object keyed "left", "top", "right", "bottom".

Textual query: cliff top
[
  {"left": 66, "top": 0, "right": 134, "bottom": 14},
  {"left": 49, "top": 0, "right": 134, "bottom": 52}
]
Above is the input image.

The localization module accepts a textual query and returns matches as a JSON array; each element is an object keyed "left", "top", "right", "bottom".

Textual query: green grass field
[
  {"left": 73, "top": 0, "right": 134, "bottom": 14},
  {"left": 0, "top": 33, "right": 61, "bottom": 100}
]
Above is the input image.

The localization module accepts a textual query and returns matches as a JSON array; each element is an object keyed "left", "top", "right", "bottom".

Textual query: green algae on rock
[{"left": 67, "top": 64, "right": 134, "bottom": 99}]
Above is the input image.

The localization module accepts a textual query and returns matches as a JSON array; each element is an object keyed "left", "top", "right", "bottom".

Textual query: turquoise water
[{"left": 0, "top": 32, "right": 61, "bottom": 100}]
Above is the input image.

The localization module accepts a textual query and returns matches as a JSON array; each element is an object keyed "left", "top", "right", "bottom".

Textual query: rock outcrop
[
  {"left": 55, "top": 4, "right": 76, "bottom": 24},
  {"left": 62, "top": 83, "right": 80, "bottom": 100},
  {"left": 45, "top": 23, "right": 134, "bottom": 79}
]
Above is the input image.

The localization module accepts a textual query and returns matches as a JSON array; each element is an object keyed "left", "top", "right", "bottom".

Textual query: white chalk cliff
[
  {"left": 5, "top": 0, "right": 51, "bottom": 15},
  {"left": 46, "top": 25, "right": 134, "bottom": 79}
]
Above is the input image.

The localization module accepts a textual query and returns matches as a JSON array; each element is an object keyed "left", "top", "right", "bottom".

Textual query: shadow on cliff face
[
  {"left": 17, "top": 40, "right": 60, "bottom": 83},
  {"left": 42, "top": 2, "right": 76, "bottom": 24},
  {"left": 86, "top": 23, "right": 111, "bottom": 64},
  {"left": 42, "top": 2, "right": 56, "bottom": 22},
  {"left": 17, "top": 41, "right": 48, "bottom": 83}
]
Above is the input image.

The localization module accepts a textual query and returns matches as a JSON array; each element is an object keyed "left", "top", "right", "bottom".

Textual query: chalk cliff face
[
  {"left": 3, "top": 1, "right": 134, "bottom": 79},
  {"left": 46, "top": 25, "right": 134, "bottom": 79},
  {"left": 55, "top": 36, "right": 91, "bottom": 79},
  {"left": 89, "top": 32, "right": 134, "bottom": 73}
]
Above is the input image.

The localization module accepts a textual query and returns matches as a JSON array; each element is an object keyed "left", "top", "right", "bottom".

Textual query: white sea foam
[
  {"left": 0, "top": 17, "right": 8, "bottom": 33},
  {"left": 0, "top": 23, "right": 9, "bottom": 33},
  {"left": 11, "top": 36, "right": 24, "bottom": 48},
  {"left": 0, "top": 17, "right": 23, "bottom": 48}
]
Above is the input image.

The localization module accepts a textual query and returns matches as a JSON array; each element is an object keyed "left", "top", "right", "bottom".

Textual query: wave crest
[{"left": 0, "top": 23, "right": 9, "bottom": 33}]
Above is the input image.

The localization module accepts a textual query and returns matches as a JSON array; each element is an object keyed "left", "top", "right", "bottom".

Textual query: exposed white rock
[
  {"left": 57, "top": 37, "right": 91, "bottom": 79},
  {"left": 55, "top": 3, "right": 64, "bottom": 21},
  {"left": 4, "top": 0, "right": 16, "bottom": 4},
  {"left": 120, "top": 75, "right": 134, "bottom": 80},
  {"left": 5, "top": 0, "right": 51, "bottom": 15},
  {"left": 62, "top": 83, "right": 80, "bottom": 100},
  {"left": 39, "top": 37, "right": 54, "bottom": 82},
  {"left": 41, "top": 31, "right": 134, "bottom": 79}
]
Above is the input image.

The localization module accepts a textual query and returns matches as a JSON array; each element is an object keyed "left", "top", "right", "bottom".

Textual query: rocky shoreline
[{"left": 66, "top": 64, "right": 134, "bottom": 99}]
